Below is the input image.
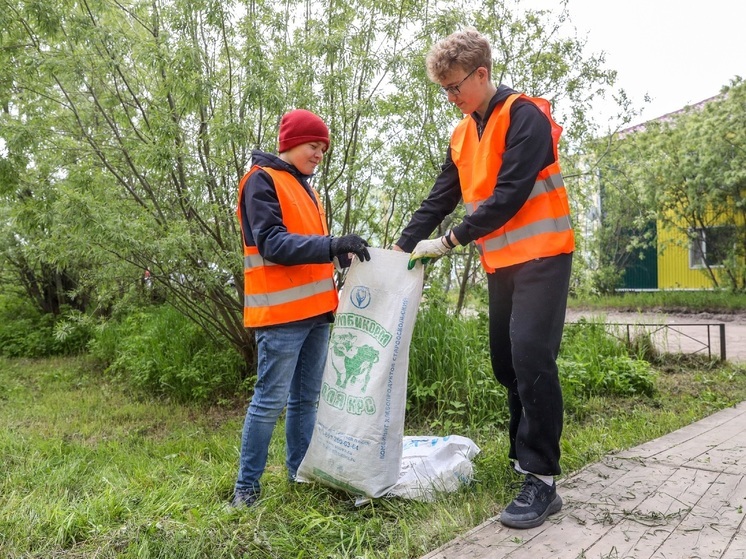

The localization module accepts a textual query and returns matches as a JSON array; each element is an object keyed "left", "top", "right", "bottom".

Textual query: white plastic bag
[
  {"left": 387, "top": 435, "right": 481, "bottom": 501},
  {"left": 297, "top": 248, "right": 424, "bottom": 498}
]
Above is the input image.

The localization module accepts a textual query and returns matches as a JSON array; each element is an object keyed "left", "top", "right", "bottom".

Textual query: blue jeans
[{"left": 235, "top": 320, "right": 330, "bottom": 494}]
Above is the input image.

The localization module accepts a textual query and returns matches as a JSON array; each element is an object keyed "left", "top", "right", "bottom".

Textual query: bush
[
  {"left": 406, "top": 299, "right": 658, "bottom": 431},
  {"left": 88, "top": 304, "right": 244, "bottom": 401},
  {"left": 559, "top": 319, "right": 657, "bottom": 415},
  {"left": 559, "top": 355, "right": 657, "bottom": 398},
  {"left": 0, "top": 295, "right": 91, "bottom": 358}
]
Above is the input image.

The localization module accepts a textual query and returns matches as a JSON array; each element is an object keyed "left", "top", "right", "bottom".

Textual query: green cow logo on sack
[{"left": 320, "top": 287, "right": 393, "bottom": 417}]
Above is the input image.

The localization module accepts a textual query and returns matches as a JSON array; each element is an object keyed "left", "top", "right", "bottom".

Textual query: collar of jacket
[
  {"left": 470, "top": 84, "right": 517, "bottom": 137},
  {"left": 249, "top": 149, "right": 316, "bottom": 182}
]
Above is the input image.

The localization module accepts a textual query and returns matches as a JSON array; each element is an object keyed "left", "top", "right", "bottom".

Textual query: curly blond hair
[{"left": 425, "top": 27, "right": 492, "bottom": 83}]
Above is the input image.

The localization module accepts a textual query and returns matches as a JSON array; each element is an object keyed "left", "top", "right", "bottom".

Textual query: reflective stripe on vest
[
  {"left": 244, "top": 253, "right": 276, "bottom": 269},
  {"left": 464, "top": 172, "right": 565, "bottom": 215},
  {"left": 481, "top": 215, "right": 573, "bottom": 252},
  {"left": 451, "top": 93, "right": 574, "bottom": 271},
  {"left": 244, "top": 277, "right": 336, "bottom": 309},
  {"left": 237, "top": 165, "right": 338, "bottom": 327}
]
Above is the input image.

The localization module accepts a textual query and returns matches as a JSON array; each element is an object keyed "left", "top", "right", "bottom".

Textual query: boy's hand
[
  {"left": 330, "top": 235, "right": 371, "bottom": 262},
  {"left": 407, "top": 237, "right": 451, "bottom": 270}
]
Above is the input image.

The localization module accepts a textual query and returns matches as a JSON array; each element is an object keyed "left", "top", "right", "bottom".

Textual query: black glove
[{"left": 330, "top": 235, "right": 371, "bottom": 262}]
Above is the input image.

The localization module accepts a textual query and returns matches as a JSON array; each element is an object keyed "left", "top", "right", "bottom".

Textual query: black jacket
[{"left": 395, "top": 84, "right": 555, "bottom": 252}]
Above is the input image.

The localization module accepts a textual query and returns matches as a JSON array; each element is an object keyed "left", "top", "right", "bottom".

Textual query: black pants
[{"left": 487, "top": 252, "right": 572, "bottom": 476}]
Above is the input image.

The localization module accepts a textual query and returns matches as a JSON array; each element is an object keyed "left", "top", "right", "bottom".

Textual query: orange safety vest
[
  {"left": 450, "top": 94, "right": 574, "bottom": 272},
  {"left": 237, "top": 166, "right": 338, "bottom": 328}
]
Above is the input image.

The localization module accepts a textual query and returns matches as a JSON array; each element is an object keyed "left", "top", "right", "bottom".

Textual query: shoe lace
[{"left": 515, "top": 476, "right": 540, "bottom": 505}]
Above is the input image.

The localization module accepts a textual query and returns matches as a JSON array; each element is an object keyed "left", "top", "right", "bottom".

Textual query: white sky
[{"left": 519, "top": 0, "right": 745, "bottom": 127}]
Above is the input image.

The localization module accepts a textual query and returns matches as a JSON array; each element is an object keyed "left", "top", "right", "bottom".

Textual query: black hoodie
[{"left": 395, "top": 84, "right": 556, "bottom": 252}]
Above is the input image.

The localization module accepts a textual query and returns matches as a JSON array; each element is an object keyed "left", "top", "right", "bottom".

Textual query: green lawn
[
  {"left": 568, "top": 290, "right": 746, "bottom": 313},
  {"left": 2, "top": 354, "right": 746, "bottom": 558}
]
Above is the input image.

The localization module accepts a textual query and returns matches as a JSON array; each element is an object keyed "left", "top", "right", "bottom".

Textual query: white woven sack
[
  {"left": 297, "top": 247, "right": 424, "bottom": 498},
  {"left": 387, "top": 435, "right": 481, "bottom": 501}
]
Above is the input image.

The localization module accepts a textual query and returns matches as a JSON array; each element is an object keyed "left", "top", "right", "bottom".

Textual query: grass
[
  {"left": 2, "top": 353, "right": 746, "bottom": 558},
  {"left": 568, "top": 290, "right": 746, "bottom": 313}
]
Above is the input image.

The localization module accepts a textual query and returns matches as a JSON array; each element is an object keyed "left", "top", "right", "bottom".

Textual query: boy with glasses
[{"left": 394, "top": 28, "right": 574, "bottom": 529}]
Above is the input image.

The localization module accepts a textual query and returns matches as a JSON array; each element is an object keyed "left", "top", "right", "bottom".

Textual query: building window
[{"left": 689, "top": 226, "right": 736, "bottom": 268}]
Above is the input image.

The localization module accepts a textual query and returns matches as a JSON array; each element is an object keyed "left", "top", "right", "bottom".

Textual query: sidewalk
[{"left": 421, "top": 401, "right": 746, "bottom": 559}]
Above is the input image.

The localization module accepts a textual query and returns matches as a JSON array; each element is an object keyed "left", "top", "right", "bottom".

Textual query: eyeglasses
[{"left": 440, "top": 67, "right": 478, "bottom": 97}]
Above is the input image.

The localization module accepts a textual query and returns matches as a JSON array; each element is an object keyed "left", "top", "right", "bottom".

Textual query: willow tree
[{"left": 0, "top": 0, "right": 620, "bottom": 367}]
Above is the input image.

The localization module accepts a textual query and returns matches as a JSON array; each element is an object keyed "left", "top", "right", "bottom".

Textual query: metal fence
[{"left": 568, "top": 322, "right": 727, "bottom": 361}]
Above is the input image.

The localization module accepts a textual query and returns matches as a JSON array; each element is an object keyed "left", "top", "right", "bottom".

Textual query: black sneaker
[
  {"left": 231, "top": 489, "right": 259, "bottom": 508},
  {"left": 500, "top": 474, "right": 562, "bottom": 529}
]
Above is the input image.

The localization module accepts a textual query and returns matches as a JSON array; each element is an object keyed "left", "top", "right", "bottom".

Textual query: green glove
[
  {"left": 407, "top": 237, "right": 452, "bottom": 269},
  {"left": 407, "top": 257, "right": 430, "bottom": 270}
]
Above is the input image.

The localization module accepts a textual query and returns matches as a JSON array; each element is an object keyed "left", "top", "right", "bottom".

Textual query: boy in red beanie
[{"left": 233, "top": 108, "right": 370, "bottom": 507}]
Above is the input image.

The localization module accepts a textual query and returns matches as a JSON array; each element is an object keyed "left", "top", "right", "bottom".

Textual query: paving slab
[{"left": 421, "top": 401, "right": 746, "bottom": 559}]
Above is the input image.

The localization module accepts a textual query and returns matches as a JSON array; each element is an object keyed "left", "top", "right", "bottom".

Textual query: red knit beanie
[{"left": 278, "top": 109, "right": 330, "bottom": 153}]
